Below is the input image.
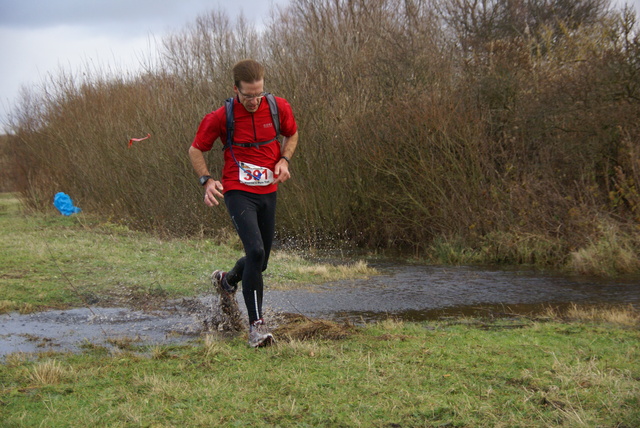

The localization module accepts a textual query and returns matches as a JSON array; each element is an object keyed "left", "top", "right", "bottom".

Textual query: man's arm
[
  {"left": 273, "top": 131, "right": 299, "bottom": 184},
  {"left": 189, "top": 145, "right": 224, "bottom": 206}
]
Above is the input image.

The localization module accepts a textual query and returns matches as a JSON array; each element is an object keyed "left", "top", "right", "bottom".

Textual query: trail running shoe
[
  {"left": 211, "top": 270, "right": 237, "bottom": 293},
  {"left": 248, "top": 319, "right": 274, "bottom": 348}
]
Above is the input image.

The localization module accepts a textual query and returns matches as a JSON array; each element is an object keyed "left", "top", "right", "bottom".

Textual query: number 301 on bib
[{"left": 239, "top": 162, "right": 274, "bottom": 186}]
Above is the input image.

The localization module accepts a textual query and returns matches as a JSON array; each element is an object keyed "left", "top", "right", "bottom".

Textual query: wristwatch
[{"left": 199, "top": 175, "right": 212, "bottom": 186}]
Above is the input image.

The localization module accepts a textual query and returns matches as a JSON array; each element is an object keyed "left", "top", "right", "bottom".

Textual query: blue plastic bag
[{"left": 53, "top": 192, "right": 82, "bottom": 216}]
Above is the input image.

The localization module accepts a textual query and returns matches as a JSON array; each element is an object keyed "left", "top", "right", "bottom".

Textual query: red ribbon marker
[{"left": 128, "top": 133, "right": 151, "bottom": 148}]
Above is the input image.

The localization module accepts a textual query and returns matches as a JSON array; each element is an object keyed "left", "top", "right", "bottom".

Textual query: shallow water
[
  {"left": 267, "top": 264, "right": 640, "bottom": 321},
  {"left": 0, "top": 299, "right": 213, "bottom": 356},
  {"left": 1, "top": 264, "right": 638, "bottom": 356}
]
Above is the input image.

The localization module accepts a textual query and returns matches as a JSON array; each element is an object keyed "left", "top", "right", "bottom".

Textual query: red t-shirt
[{"left": 192, "top": 96, "right": 298, "bottom": 194}]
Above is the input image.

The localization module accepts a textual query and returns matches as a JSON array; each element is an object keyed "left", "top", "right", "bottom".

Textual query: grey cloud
[{"left": 0, "top": 0, "right": 282, "bottom": 31}]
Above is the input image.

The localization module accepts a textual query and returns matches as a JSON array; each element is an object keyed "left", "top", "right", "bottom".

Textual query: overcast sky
[
  {"left": 0, "top": 0, "right": 288, "bottom": 133},
  {"left": 0, "top": 0, "right": 638, "bottom": 133}
]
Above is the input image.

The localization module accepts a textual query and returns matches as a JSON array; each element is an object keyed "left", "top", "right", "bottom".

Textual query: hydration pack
[{"left": 224, "top": 93, "right": 280, "bottom": 149}]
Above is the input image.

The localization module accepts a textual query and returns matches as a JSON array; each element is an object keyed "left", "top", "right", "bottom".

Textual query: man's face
[{"left": 235, "top": 79, "right": 265, "bottom": 113}]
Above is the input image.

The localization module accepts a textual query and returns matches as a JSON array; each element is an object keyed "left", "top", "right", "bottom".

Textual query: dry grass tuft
[
  {"left": 543, "top": 304, "right": 640, "bottom": 327},
  {"left": 18, "top": 303, "right": 37, "bottom": 314},
  {"left": 0, "top": 300, "right": 17, "bottom": 314},
  {"left": 273, "top": 313, "right": 356, "bottom": 342},
  {"left": 568, "top": 223, "right": 640, "bottom": 276},
  {"left": 379, "top": 318, "right": 405, "bottom": 331},
  {"left": 566, "top": 304, "right": 640, "bottom": 326},
  {"left": 202, "top": 334, "right": 234, "bottom": 358},
  {"left": 294, "top": 260, "right": 378, "bottom": 282},
  {"left": 106, "top": 336, "right": 141, "bottom": 350},
  {"left": 28, "top": 359, "right": 72, "bottom": 385},
  {"left": 150, "top": 346, "right": 169, "bottom": 360},
  {"left": 4, "top": 352, "right": 30, "bottom": 368}
]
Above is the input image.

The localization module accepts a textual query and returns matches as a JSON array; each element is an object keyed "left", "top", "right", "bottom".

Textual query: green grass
[
  {"left": 1, "top": 318, "right": 638, "bottom": 427},
  {"left": 2, "top": 193, "right": 640, "bottom": 426},
  {"left": 0, "top": 194, "right": 236, "bottom": 312},
  {"left": 0, "top": 193, "right": 376, "bottom": 313}
]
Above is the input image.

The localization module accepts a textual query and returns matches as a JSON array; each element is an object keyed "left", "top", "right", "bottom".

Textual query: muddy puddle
[
  {"left": 2, "top": 264, "right": 639, "bottom": 356},
  {"left": 0, "top": 297, "right": 215, "bottom": 356}
]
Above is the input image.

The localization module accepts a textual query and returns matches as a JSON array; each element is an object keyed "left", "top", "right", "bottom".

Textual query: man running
[{"left": 188, "top": 59, "right": 299, "bottom": 347}]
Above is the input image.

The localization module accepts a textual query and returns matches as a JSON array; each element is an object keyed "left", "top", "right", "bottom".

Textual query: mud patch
[
  {"left": 272, "top": 313, "right": 356, "bottom": 341},
  {"left": 79, "top": 284, "right": 172, "bottom": 310}
]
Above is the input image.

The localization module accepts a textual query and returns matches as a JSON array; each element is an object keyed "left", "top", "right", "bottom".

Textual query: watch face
[{"left": 200, "top": 176, "right": 210, "bottom": 186}]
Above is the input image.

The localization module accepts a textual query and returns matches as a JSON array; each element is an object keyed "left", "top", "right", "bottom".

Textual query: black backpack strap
[
  {"left": 231, "top": 139, "right": 277, "bottom": 148},
  {"left": 224, "top": 94, "right": 280, "bottom": 150},
  {"left": 225, "top": 97, "right": 235, "bottom": 148},
  {"left": 265, "top": 93, "right": 280, "bottom": 137}
]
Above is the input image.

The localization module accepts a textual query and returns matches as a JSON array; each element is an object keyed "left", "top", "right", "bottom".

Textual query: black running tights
[{"left": 223, "top": 190, "right": 277, "bottom": 324}]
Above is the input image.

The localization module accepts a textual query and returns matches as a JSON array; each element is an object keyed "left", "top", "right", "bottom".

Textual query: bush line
[{"left": 4, "top": 0, "right": 639, "bottom": 274}]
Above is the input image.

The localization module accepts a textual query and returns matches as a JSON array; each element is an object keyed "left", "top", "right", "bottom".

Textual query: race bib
[{"left": 238, "top": 161, "right": 274, "bottom": 186}]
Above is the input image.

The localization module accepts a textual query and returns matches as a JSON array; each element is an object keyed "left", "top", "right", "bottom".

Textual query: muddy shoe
[
  {"left": 210, "top": 270, "right": 244, "bottom": 332},
  {"left": 211, "top": 270, "right": 237, "bottom": 293},
  {"left": 248, "top": 319, "right": 274, "bottom": 348}
]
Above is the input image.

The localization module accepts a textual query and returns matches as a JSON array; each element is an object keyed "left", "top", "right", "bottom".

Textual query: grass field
[
  {"left": 0, "top": 193, "right": 376, "bottom": 314},
  {"left": 1, "top": 316, "right": 639, "bottom": 427},
  {"left": 1, "top": 193, "right": 639, "bottom": 426}
]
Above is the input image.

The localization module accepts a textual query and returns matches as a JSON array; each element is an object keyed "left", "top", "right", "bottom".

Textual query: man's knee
[{"left": 246, "top": 247, "right": 265, "bottom": 264}]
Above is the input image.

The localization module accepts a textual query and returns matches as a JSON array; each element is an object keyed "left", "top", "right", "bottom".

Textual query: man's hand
[
  {"left": 273, "top": 158, "right": 291, "bottom": 184},
  {"left": 203, "top": 180, "right": 224, "bottom": 206}
]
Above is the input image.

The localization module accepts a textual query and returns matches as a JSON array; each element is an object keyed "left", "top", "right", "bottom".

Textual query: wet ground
[
  {"left": 2, "top": 264, "right": 639, "bottom": 356},
  {"left": 268, "top": 264, "right": 640, "bottom": 321},
  {"left": 0, "top": 298, "right": 214, "bottom": 357}
]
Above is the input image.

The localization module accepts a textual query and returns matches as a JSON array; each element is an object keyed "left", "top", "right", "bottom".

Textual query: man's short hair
[{"left": 233, "top": 59, "right": 265, "bottom": 88}]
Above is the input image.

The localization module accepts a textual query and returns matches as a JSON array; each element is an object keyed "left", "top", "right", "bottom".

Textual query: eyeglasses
[{"left": 237, "top": 89, "right": 266, "bottom": 101}]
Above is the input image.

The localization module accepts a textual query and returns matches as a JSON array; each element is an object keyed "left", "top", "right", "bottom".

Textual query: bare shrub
[
  {"left": 9, "top": 8, "right": 256, "bottom": 235},
  {"left": 5, "top": 0, "right": 640, "bottom": 271}
]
